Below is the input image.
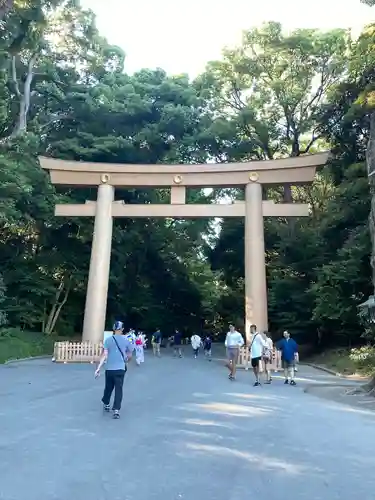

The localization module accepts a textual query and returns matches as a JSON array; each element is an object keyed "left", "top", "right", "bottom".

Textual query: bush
[
  {"left": 0, "top": 328, "right": 55, "bottom": 363},
  {"left": 349, "top": 345, "right": 375, "bottom": 375}
]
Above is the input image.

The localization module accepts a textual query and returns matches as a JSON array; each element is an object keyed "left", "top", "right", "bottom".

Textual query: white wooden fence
[
  {"left": 53, "top": 341, "right": 102, "bottom": 363},
  {"left": 238, "top": 346, "right": 282, "bottom": 371},
  {"left": 53, "top": 341, "right": 284, "bottom": 368}
]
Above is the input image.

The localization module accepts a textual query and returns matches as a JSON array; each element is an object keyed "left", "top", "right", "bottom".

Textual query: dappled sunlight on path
[
  {"left": 182, "top": 442, "right": 321, "bottom": 476},
  {"left": 1, "top": 356, "right": 375, "bottom": 499}
]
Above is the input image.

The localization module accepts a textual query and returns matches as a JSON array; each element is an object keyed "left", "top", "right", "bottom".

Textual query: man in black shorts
[{"left": 249, "top": 325, "right": 267, "bottom": 386}]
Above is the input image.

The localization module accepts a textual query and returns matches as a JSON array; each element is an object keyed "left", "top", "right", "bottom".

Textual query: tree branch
[
  {"left": 11, "top": 56, "right": 21, "bottom": 98},
  {"left": 23, "top": 52, "right": 38, "bottom": 116}
]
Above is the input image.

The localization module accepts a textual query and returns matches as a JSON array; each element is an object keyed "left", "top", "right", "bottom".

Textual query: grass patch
[
  {"left": 0, "top": 328, "right": 55, "bottom": 364},
  {"left": 307, "top": 348, "right": 362, "bottom": 375}
]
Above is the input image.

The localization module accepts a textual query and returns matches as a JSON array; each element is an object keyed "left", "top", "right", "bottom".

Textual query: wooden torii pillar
[{"left": 40, "top": 153, "right": 328, "bottom": 344}]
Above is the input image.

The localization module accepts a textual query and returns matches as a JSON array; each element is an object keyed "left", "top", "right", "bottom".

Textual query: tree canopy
[{"left": 0, "top": 2, "right": 374, "bottom": 348}]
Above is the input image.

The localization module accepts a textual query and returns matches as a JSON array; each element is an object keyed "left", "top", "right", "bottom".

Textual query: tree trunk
[
  {"left": 366, "top": 112, "right": 375, "bottom": 389},
  {"left": 10, "top": 53, "right": 36, "bottom": 138},
  {"left": 44, "top": 279, "right": 71, "bottom": 335},
  {"left": 367, "top": 112, "right": 375, "bottom": 294},
  {"left": 0, "top": 53, "right": 38, "bottom": 145},
  {"left": 48, "top": 284, "right": 70, "bottom": 334},
  {"left": 44, "top": 281, "right": 64, "bottom": 334}
]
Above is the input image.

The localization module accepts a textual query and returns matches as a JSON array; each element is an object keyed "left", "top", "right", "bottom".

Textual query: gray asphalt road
[{"left": 0, "top": 351, "right": 374, "bottom": 500}]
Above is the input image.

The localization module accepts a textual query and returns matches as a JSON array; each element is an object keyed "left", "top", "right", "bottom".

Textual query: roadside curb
[
  {"left": 303, "top": 363, "right": 342, "bottom": 377},
  {"left": 303, "top": 382, "right": 356, "bottom": 394},
  {"left": 4, "top": 355, "right": 52, "bottom": 365},
  {"left": 303, "top": 363, "right": 369, "bottom": 382}
]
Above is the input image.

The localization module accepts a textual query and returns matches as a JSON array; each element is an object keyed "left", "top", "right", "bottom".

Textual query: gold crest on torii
[{"left": 40, "top": 152, "right": 328, "bottom": 344}]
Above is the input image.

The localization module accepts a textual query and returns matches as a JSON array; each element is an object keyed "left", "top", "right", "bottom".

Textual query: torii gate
[{"left": 40, "top": 152, "right": 328, "bottom": 344}]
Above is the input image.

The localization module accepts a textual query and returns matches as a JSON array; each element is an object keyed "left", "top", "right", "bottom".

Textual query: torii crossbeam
[{"left": 40, "top": 153, "right": 328, "bottom": 343}]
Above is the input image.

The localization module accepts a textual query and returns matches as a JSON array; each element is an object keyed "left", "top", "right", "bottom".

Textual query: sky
[{"left": 80, "top": 0, "right": 373, "bottom": 77}]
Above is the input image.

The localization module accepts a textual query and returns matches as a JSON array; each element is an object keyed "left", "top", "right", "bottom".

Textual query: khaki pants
[{"left": 152, "top": 342, "right": 161, "bottom": 356}]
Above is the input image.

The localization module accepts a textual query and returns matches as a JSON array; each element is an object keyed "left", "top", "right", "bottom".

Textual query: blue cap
[{"left": 113, "top": 321, "right": 124, "bottom": 330}]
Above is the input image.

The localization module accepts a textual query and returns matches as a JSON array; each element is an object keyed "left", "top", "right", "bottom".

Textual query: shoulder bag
[{"left": 112, "top": 335, "right": 126, "bottom": 365}]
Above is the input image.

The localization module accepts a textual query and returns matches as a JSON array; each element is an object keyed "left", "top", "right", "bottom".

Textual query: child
[{"left": 203, "top": 335, "right": 212, "bottom": 361}]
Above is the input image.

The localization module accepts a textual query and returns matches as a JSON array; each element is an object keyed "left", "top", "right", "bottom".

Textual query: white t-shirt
[
  {"left": 191, "top": 335, "right": 201, "bottom": 349},
  {"left": 225, "top": 331, "right": 244, "bottom": 348},
  {"left": 250, "top": 333, "right": 267, "bottom": 359}
]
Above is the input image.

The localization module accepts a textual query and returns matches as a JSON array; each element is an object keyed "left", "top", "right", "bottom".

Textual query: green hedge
[{"left": 0, "top": 328, "right": 55, "bottom": 364}]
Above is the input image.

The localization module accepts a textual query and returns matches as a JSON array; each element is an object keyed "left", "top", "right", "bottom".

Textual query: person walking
[
  {"left": 152, "top": 329, "right": 162, "bottom": 357},
  {"left": 277, "top": 330, "right": 298, "bottom": 385},
  {"left": 125, "top": 328, "right": 136, "bottom": 345},
  {"left": 135, "top": 332, "right": 145, "bottom": 366},
  {"left": 262, "top": 331, "right": 273, "bottom": 384},
  {"left": 249, "top": 324, "right": 268, "bottom": 387},
  {"left": 225, "top": 324, "right": 244, "bottom": 380},
  {"left": 173, "top": 329, "right": 183, "bottom": 358},
  {"left": 203, "top": 335, "right": 212, "bottom": 361},
  {"left": 191, "top": 334, "right": 202, "bottom": 358},
  {"left": 95, "top": 321, "right": 134, "bottom": 419}
]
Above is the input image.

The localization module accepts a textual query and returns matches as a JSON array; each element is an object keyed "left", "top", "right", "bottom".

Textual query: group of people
[
  {"left": 151, "top": 329, "right": 213, "bottom": 360},
  {"left": 225, "top": 324, "right": 298, "bottom": 387},
  {"left": 121, "top": 328, "right": 147, "bottom": 366},
  {"left": 94, "top": 321, "right": 298, "bottom": 419}
]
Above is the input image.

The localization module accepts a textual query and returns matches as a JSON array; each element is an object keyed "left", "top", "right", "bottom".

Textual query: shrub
[{"left": 349, "top": 345, "right": 375, "bottom": 375}]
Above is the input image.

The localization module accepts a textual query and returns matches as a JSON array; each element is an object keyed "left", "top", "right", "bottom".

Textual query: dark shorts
[
  {"left": 282, "top": 360, "right": 294, "bottom": 369},
  {"left": 251, "top": 356, "right": 261, "bottom": 368}
]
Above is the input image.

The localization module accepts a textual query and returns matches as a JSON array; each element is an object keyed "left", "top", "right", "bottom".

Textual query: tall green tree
[{"left": 202, "top": 23, "right": 349, "bottom": 336}]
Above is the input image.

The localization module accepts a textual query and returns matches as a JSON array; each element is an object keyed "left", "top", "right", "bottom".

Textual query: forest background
[{"left": 1, "top": 0, "right": 375, "bottom": 373}]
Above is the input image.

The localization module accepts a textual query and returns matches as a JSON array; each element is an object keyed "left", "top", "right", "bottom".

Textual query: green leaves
[
  {"left": 206, "top": 22, "right": 375, "bottom": 344},
  {"left": 0, "top": 9, "right": 374, "bottom": 346},
  {"left": 198, "top": 22, "right": 348, "bottom": 160}
]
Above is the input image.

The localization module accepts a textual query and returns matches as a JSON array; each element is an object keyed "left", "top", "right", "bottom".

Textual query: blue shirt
[
  {"left": 104, "top": 335, "right": 134, "bottom": 371},
  {"left": 204, "top": 338, "right": 212, "bottom": 349},
  {"left": 174, "top": 332, "right": 182, "bottom": 345},
  {"left": 277, "top": 338, "right": 298, "bottom": 362},
  {"left": 153, "top": 331, "right": 162, "bottom": 343}
]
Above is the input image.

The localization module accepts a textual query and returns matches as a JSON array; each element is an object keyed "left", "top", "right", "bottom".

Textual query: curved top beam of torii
[{"left": 39, "top": 152, "right": 329, "bottom": 187}]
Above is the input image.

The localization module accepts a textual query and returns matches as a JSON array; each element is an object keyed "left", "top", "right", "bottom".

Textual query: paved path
[{"left": 1, "top": 351, "right": 375, "bottom": 500}]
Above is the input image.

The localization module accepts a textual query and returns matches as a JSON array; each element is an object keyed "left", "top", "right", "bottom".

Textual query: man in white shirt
[
  {"left": 224, "top": 324, "right": 244, "bottom": 380},
  {"left": 249, "top": 324, "right": 268, "bottom": 386},
  {"left": 191, "top": 334, "right": 202, "bottom": 358}
]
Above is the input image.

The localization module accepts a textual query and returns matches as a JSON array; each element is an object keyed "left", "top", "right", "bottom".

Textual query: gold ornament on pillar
[
  {"left": 173, "top": 175, "right": 183, "bottom": 184},
  {"left": 100, "top": 174, "right": 110, "bottom": 184},
  {"left": 249, "top": 172, "right": 259, "bottom": 182}
]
